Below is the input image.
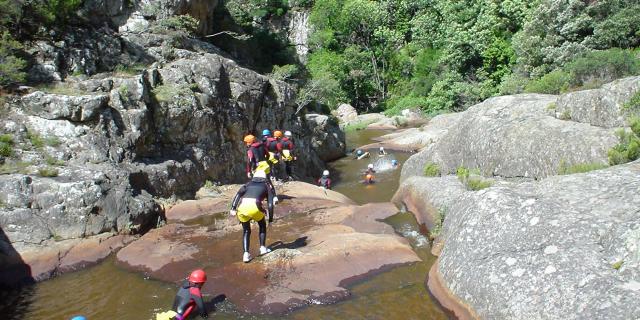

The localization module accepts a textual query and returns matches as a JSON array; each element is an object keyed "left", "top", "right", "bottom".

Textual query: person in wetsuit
[
  {"left": 244, "top": 134, "right": 279, "bottom": 202},
  {"left": 317, "top": 170, "right": 331, "bottom": 189},
  {"left": 230, "top": 170, "right": 275, "bottom": 263},
  {"left": 280, "top": 131, "right": 296, "bottom": 180},
  {"left": 266, "top": 130, "right": 284, "bottom": 179},
  {"left": 172, "top": 269, "right": 208, "bottom": 319}
]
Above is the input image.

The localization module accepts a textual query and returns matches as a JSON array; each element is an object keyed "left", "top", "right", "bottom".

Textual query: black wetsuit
[
  {"left": 246, "top": 142, "right": 277, "bottom": 196},
  {"left": 281, "top": 138, "right": 295, "bottom": 178},
  {"left": 231, "top": 178, "right": 275, "bottom": 252},
  {"left": 172, "top": 280, "right": 207, "bottom": 319}
]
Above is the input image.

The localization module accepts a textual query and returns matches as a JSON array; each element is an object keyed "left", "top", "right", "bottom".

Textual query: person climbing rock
[
  {"left": 244, "top": 134, "right": 279, "bottom": 201},
  {"left": 378, "top": 146, "right": 387, "bottom": 156},
  {"left": 391, "top": 159, "right": 399, "bottom": 168},
  {"left": 280, "top": 131, "right": 296, "bottom": 180},
  {"left": 170, "top": 269, "right": 208, "bottom": 320},
  {"left": 230, "top": 170, "right": 275, "bottom": 263},
  {"left": 317, "top": 170, "right": 332, "bottom": 189}
]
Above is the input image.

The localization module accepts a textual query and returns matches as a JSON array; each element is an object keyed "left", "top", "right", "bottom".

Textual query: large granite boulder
[
  {"left": 433, "top": 160, "right": 640, "bottom": 320},
  {"left": 554, "top": 76, "right": 640, "bottom": 128},
  {"left": 335, "top": 103, "right": 358, "bottom": 123},
  {"left": 305, "top": 113, "right": 346, "bottom": 162},
  {"left": 401, "top": 94, "right": 619, "bottom": 181},
  {"left": 116, "top": 184, "right": 418, "bottom": 314}
]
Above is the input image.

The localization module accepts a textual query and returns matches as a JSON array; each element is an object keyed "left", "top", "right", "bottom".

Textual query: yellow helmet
[
  {"left": 274, "top": 130, "right": 283, "bottom": 138},
  {"left": 243, "top": 134, "right": 256, "bottom": 145}
]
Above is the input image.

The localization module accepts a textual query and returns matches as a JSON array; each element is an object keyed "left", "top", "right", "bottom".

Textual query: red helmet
[{"left": 188, "top": 269, "right": 207, "bottom": 284}]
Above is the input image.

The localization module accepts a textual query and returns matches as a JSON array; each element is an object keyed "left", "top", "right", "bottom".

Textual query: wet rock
[
  {"left": 116, "top": 185, "right": 417, "bottom": 314},
  {"left": 401, "top": 94, "right": 618, "bottom": 181},
  {"left": 305, "top": 113, "right": 346, "bottom": 162},
  {"left": 431, "top": 160, "right": 640, "bottom": 319},
  {"left": 1, "top": 233, "right": 135, "bottom": 283},
  {"left": 391, "top": 176, "right": 467, "bottom": 231},
  {"left": 166, "top": 198, "right": 229, "bottom": 222}
]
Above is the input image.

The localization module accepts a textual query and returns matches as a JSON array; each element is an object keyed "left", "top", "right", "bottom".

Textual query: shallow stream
[{"left": 0, "top": 129, "right": 448, "bottom": 320}]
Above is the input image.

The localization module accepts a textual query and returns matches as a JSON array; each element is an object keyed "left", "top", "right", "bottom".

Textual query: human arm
[
  {"left": 190, "top": 288, "right": 208, "bottom": 318},
  {"left": 266, "top": 184, "right": 275, "bottom": 223},
  {"left": 230, "top": 184, "right": 248, "bottom": 212}
]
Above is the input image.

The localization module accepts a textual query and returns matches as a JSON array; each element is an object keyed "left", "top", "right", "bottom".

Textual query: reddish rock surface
[
  {"left": 116, "top": 182, "right": 419, "bottom": 315},
  {"left": 12, "top": 233, "right": 135, "bottom": 282}
]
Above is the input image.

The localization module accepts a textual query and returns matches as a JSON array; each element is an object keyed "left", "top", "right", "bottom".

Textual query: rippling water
[{"left": 0, "top": 129, "right": 448, "bottom": 320}]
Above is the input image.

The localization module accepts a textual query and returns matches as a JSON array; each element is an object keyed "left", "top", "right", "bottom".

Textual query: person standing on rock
[
  {"left": 170, "top": 269, "right": 209, "bottom": 319},
  {"left": 245, "top": 134, "right": 279, "bottom": 203},
  {"left": 281, "top": 130, "right": 296, "bottom": 180},
  {"left": 230, "top": 170, "right": 275, "bottom": 263},
  {"left": 267, "top": 130, "right": 284, "bottom": 180}
]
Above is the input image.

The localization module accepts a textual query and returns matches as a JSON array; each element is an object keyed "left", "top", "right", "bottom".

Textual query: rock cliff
[{"left": 0, "top": 0, "right": 344, "bottom": 285}]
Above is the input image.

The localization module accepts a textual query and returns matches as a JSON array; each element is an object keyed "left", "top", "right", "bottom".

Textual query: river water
[{"left": 1, "top": 129, "right": 447, "bottom": 320}]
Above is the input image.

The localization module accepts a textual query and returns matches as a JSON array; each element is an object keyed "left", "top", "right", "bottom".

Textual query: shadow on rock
[
  {"left": 0, "top": 226, "right": 35, "bottom": 319},
  {"left": 269, "top": 236, "right": 308, "bottom": 250}
]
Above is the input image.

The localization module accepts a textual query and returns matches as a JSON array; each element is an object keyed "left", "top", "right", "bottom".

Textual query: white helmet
[
  {"left": 379, "top": 146, "right": 384, "bottom": 151},
  {"left": 323, "top": 170, "right": 329, "bottom": 176},
  {"left": 284, "top": 131, "right": 292, "bottom": 137},
  {"left": 368, "top": 164, "right": 374, "bottom": 169}
]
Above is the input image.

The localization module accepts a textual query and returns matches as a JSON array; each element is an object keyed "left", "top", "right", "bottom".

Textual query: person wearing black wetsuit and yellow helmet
[{"left": 230, "top": 170, "right": 275, "bottom": 263}]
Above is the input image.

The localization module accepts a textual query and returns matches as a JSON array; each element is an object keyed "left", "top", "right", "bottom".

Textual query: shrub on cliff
[
  {"left": 608, "top": 117, "right": 640, "bottom": 165},
  {"left": 0, "top": 31, "right": 26, "bottom": 87}
]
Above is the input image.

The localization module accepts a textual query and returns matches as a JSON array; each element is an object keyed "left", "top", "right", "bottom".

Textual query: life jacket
[
  {"left": 318, "top": 176, "right": 331, "bottom": 189},
  {"left": 248, "top": 142, "right": 271, "bottom": 174},
  {"left": 281, "top": 138, "right": 294, "bottom": 161},
  {"left": 266, "top": 137, "right": 280, "bottom": 164}
]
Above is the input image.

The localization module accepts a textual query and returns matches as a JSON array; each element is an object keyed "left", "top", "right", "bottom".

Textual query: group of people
[
  {"left": 244, "top": 129, "right": 296, "bottom": 182},
  {"left": 156, "top": 129, "right": 299, "bottom": 320},
  {"left": 154, "top": 139, "right": 403, "bottom": 320},
  {"left": 317, "top": 146, "right": 399, "bottom": 189}
]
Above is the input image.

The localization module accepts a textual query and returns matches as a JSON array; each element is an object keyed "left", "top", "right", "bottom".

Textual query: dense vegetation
[
  {"left": 0, "top": 0, "right": 83, "bottom": 87},
  {"left": 300, "top": 0, "right": 640, "bottom": 114}
]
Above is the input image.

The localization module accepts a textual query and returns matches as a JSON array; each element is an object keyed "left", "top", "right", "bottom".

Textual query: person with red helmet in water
[{"left": 172, "top": 269, "right": 209, "bottom": 319}]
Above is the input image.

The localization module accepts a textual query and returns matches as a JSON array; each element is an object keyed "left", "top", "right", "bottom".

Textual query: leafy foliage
[
  {"left": 608, "top": 119, "right": 640, "bottom": 165},
  {"left": 305, "top": 0, "right": 640, "bottom": 114}
]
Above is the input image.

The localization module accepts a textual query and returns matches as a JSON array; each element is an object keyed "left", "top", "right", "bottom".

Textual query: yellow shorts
[
  {"left": 268, "top": 152, "right": 279, "bottom": 164},
  {"left": 237, "top": 201, "right": 265, "bottom": 223},
  {"left": 282, "top": 150, "right": 293, "bottom": 161},
  {"left": 254, "top": 161, "right": 271, "bottom": 175}
]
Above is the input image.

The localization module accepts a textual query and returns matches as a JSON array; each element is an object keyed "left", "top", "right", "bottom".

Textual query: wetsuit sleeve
[
  {"left": 190, "top": 287, "right": 208, "bottom": 318},
  {"left": 266, "top": 184, "right": 274, "bottom": 222},
  {"left": 317, "top": 178, "right": 321, "bottom": 186},
  {"left": 246, "top": 149, "right": 254, "bottom": 173},
  {"left": 328, "top": 178, "right": 332, "bottom": 189},
  {"left": 231, "top": 184, "right": 248, "bottom": 210}
]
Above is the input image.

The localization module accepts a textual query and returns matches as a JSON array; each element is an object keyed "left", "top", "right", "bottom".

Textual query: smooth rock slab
[
  {"left": 436, "top": 160, "right": 640, "bottom": 320},
  {"left": 116, "top": 195, "right": 419, "bottom": 315}
]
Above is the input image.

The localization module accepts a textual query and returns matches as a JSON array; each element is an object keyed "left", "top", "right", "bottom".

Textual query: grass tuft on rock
[
  {"left": 457, "top": 165, "right": 492, "bottom": 191},
  {"left": 558, "top": 160, "right": 608, "bottom": 175},
  {"left": 38, "top": 166, "right": 59, "bottom": 177},
  {"left": 429, "top": 207, "right": 447, "bottom": 240},
  {"left": 423, "top": 162, "right": 441, "bottom": 177}
]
